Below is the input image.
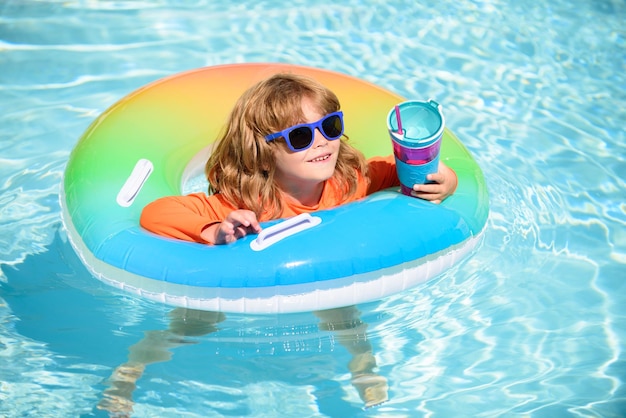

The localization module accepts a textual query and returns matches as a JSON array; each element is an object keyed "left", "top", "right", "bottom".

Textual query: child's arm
[
  {"left": 140, "top": 193, "right": 229, "bottom": 243},
  {"left": 367, "top": 156, "right": 457, "bottom": 203},
  {"left": 141, "top": 193, "right": 262, "bottom": 245}
]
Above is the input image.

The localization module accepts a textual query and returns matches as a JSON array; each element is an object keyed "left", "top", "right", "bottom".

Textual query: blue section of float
[{"left": 94, "top": 191, "right": 470, "bottom": 288}]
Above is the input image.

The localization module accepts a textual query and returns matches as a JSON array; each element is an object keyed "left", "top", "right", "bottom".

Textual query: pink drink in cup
[{"left": 387, "top": 100, "right": 445, "bottom": 196}]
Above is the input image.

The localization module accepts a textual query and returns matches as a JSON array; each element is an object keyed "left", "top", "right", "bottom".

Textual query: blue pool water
[{"left": 1, "top": 0, "right": 625, "bottom": 417}]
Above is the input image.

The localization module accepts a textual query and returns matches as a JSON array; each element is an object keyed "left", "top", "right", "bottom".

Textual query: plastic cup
[{"left": 387, "top": 100, "right": 445, "bottom": 196}]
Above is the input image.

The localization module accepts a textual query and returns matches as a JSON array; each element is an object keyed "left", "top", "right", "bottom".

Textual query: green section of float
[{"left": 438, "top": 129, "right": 489, "bottom": 234}]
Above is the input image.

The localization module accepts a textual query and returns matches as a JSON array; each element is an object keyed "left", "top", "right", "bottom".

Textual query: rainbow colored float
[{"left": 60, "top": 63, "right": 489, "bottom": 314}]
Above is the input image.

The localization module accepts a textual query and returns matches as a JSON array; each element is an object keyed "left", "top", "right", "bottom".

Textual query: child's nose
[{"left": 312, "top": 127, "right": 327, "bottom": 146}]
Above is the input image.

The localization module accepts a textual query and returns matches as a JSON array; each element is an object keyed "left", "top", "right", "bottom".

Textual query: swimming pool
[{"left": 1, "top": 0, "right": 624, "bottom": 416}]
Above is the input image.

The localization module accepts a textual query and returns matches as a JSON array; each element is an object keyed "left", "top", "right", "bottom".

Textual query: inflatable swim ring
[{"left": 60, "top": 63, "right": 489, "bottom": 314}]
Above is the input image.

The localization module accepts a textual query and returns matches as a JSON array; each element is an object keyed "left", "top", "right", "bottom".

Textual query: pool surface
[{"left": 1, "top": 0, "right": 625, "bottom": 417}]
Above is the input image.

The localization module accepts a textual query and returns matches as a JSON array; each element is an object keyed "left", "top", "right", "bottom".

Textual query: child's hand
[
  {"left": 202, "top": 210, "right": 262, "bottom": 245},
  {"left": 410, "top": 162, "right": 458, "bottom": 204}
]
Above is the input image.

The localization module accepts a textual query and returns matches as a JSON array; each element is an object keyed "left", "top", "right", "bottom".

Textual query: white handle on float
[
  {"left": 116, "top": 159, "right": 153, "bottom": 207},
  {"left": 250, "top": 213, "right": 322, "bottom": 251}
]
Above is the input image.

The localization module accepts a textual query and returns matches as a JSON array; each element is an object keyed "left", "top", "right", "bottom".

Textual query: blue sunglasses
[{"left": 265, "top": 111, "right": 344, "bottom": 152}]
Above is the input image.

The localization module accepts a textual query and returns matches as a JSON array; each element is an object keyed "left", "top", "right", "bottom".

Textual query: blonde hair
[{"left": 205, "top": 73, "right": 367, "bottom": 219}]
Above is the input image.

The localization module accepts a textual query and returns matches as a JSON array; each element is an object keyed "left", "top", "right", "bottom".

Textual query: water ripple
[{"left": 1, "top": 0, "right": 625, "bottom": 416}]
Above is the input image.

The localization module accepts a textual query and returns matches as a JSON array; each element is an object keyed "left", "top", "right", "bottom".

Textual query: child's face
[{"left": 273, "top": 97, "right": 341, "bottom": 199}]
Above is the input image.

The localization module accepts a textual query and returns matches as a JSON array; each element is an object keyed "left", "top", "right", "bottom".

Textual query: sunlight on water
[{"left": 0, "top": 0, "right": 625, "bottom": 416}]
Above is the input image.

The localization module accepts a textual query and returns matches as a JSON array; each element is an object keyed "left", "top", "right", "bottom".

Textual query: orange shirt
[{"left": 140, "top": 155, "right": 399, "bottom": 243}]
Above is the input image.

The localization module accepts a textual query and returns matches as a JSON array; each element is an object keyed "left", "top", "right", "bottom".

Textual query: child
[{"left": 140, "top": 73, "right": 457, "bottom": 245}]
